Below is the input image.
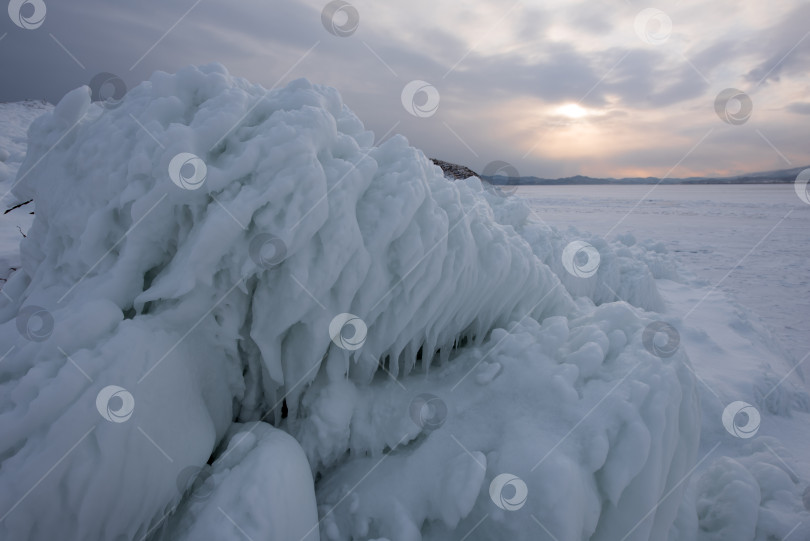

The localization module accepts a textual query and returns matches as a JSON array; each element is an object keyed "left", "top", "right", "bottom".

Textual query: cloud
[
  {"left": 744, "top": 3, "right": 810, "bottom": 85},
  {"left": 0, "top": 0, "right": 806, "bottom": 177},
  {"left": 787, "top": 102, "right": 810, "bottom": 115}
]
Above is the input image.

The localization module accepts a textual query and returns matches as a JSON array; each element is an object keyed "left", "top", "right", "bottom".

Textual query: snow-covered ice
[
  {"left": 0, "top": 100, "right": 52, "bottom": 283},
  {"left": 520, "top": 185, "right": 810, "bottom": 540},
  {"left": 0, "top": 64, "right": 807, "bottom": 540}
]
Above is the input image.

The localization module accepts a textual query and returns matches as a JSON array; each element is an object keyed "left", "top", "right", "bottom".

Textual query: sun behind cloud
[{"left": 556, "top": 103, "right": 589, "bottom": 119}]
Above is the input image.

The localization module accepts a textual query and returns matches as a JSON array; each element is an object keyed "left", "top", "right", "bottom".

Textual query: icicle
[
  {"left": 389, "top": 348, "right": 401, "bottom": 379},
  {"left": 272, "top": 388, "right": 282, "bottom": 426},
  {"left": 326, "top": 347, "right": 349, "bottom": 381},
  {"left": 423, "top": 335, "right": 437, "bottom": 373},
  {"left": 439, "top": 345, "right": 450, "bottom": 365},
  {"left": 402, "top": 342, "right": 417, "bottom": 377},
  {"left": 475, "top": 318, "right": 484, "bottom": 346}
]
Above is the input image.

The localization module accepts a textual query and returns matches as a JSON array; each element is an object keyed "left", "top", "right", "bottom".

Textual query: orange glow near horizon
[{"left": 478, "top": 91, "right": 806, "bottom": 180}]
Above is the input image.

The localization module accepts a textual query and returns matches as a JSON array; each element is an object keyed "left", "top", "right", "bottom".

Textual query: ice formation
[
  {"left": 0, "top": 64, "right": 708, "bottom": 540},
  {"left": 0, "top": 100, "right": 52, "bottom": 281}
]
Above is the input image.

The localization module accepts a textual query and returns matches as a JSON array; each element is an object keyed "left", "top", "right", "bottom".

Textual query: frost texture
[
  {"left": 0, "top": 64, "right": 702, "bottom": 540},
  {"left": 694, "top": 441, "right": 810, "bottom": 541}
]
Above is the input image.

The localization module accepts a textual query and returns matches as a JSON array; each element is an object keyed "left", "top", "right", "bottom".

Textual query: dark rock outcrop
[{"left": 430, "top": 158, "right": 479, "bottom": 180}]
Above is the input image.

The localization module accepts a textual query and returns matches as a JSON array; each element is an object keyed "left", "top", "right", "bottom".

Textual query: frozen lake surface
[{"left": 519, "top": 184, "right": 810, "bottom": 364}]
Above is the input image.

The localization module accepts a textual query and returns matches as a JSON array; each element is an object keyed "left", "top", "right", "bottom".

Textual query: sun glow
[{"left": 556, "top": 103, "right": 588, "bottom": 118}]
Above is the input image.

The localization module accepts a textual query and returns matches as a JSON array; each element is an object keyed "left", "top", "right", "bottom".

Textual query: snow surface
[
  {"left": 518, "top": 184, "right": 810, "bottom": 363},
  {"left": 0, "top": 100, "right": 53, "bottom": 283},
  {"left": 0, "top": 64, "right": 807, "bottom": 540},
  {"left": 520, "top": 185, "right": 810, "bottom": 540}
]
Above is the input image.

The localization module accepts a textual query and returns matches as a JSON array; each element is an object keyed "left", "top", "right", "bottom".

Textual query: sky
[{"left": 1, "top": 0, "right": 808, "bottom": 179}]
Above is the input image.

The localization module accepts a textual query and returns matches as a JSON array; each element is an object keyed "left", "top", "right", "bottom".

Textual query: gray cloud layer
[{"left": 1, "top": 0, "right": 807, "bottom": 177}]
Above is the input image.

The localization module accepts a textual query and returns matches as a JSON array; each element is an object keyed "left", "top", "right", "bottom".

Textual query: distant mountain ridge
[
  {"left": 483, "top": 164, "right": 810, "bottom": 186},
  {"left": 430, "top": 157, "right": 807, "bottom": 185}
]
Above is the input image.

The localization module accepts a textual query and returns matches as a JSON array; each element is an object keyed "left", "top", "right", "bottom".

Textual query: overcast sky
[{"left": 1, "top": 0, "right": 808, "bottom": 178}]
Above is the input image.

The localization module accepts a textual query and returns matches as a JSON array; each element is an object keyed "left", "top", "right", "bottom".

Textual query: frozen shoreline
[{"left": 0, "top": 70, "right": 808, "bottom": 540}]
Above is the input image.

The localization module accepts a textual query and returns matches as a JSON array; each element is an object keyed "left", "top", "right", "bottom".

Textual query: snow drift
[{"left": 0, "top": 64, "right": 700, "bottom": 540}]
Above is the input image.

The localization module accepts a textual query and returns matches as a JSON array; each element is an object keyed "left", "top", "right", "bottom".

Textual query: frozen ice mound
[
  {"left": 155, "top": 422, "right": 320, "bottom": 541},
  {"left": 481, "top": 194, "right": 674, "bottom": 313},
  {"left": 310, "top": 306, "right": 701, "bottom": 541},
  {"left": 0, "top": 64, "right": 700, "bottom": 540},
  {"left": 692, "top": 443, "right": 810, "bottom": 541}
]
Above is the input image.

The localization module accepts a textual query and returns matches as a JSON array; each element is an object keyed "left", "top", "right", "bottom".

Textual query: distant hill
[{"left": 483, "top": 165, "right": 809, "bottom": 186}]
